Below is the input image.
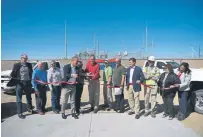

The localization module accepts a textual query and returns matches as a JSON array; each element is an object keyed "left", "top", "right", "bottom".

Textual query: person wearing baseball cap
[{"left": 103, "top": 59, "right": 113, "bottom": 111}]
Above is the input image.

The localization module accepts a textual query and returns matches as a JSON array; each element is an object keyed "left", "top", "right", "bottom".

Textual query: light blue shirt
[{"left": 32, "top": 68, "right": 47, "bottom": 91}]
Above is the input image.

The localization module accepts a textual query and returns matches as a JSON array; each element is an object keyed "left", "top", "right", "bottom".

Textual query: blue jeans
[
  {"left": 115, "top": 93, "right": 124, "bottom": 112},
  {"left": 16, "top": 82, "right": 33, "bottom": 114},
  {"left": 35, "top": 85, "right": 47, "bottom": 112},
  {"left": 178, "top": 91, "right": 189, "bottom": 116},
  {"left": 51, "top": 86, "right": 61, "bottom": 111}
]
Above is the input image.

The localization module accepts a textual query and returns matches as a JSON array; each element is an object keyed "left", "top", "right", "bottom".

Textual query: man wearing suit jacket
[
  {"left": 61, "top": 56, "right": 79, "bottom": 119},
  {"left": 8, "top": 54, "right": 34, "bottom": 119},
  {"left": 126, "top": 58, "right": 145, "bottom": 119}
]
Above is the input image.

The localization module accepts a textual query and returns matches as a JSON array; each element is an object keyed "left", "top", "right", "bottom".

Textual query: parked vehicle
[
  {"left": 1, "top": 61, "right": 61, "bottom": 94},
  {"left": 87, "top": 58, "right": 117, "bottom": 70},
  {"left": 143, "top": 60, "right": 203, "bottom": 115}
]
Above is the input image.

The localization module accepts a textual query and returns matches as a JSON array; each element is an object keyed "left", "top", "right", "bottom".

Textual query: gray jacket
[{"left": 175, "top": 70, "right": 192, "bottom": 91}]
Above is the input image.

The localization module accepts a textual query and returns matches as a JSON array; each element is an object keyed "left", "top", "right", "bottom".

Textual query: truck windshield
[
  {"left": 31, "top": 63, "right": 37, "bottom": 68},
  {"left": 166, "top": 62, "right": 180, "bottom": 69},
  {"left": 99, "top": 62, "right": 116, "bottom": 70}
]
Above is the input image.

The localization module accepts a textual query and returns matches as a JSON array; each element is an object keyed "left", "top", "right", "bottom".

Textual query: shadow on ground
[
  {"left": 1, "top": 102, "right": 27, "bottom": 120},
  {"left": 156, "top": 101, "right": 193, "bottom": 118}
]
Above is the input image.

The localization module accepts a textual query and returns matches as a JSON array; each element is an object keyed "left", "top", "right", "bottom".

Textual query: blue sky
[{"left": 2, "top": 0, "right": 203, "bottom": 59}]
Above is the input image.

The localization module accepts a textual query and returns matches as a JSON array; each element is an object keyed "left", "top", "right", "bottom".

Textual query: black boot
[
  {"left": 93, "top": 108, "right": 99, "bottom": 113},
  {"left": 143, "top": 111, "right": 151, "bottom": 117},
  {"left": 128, "top": 111, "right": 135, "bottom": 115},
  {"left": 18, "top": 114, "right": 25, "bottom": 119},
  {"left": 175, "top": 111, "right": 181, "bottom": 118},
  {"left": 178, "top": 113, "right": 186, "bottom": 121},
  {"left": 151, "top": 111, "right": 156, "bottom": 118},
  {"left": 62, "top": 113, "right": 67, "bottom": 119},
  {"left": 135, "top": 114, "right": 140, "bottom": 119},
  {"left": 76, "top": 109, "right": 80, "bottom": 116},
  {"left": 28, "top": 109, "right": 36, "bottom": 114},
  {"left": 90, "top": 107, "right": 94, "bottom": 111},
  {"left": 72, "top": 113, "right": 79, "bottom": 119}
]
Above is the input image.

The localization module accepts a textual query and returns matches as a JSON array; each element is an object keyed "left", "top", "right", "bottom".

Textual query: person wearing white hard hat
[{"left": 143, "top": 56, "right": 160, "bottom": 118}]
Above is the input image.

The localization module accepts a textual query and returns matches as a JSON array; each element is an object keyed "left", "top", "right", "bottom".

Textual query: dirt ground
[{"left": 1, "top": 85, "right": 203, "bottom": 136}]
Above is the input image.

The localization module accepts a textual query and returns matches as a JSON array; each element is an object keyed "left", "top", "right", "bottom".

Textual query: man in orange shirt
[{"left": 86, "top": 55, "right": 100, "bottom": 113}]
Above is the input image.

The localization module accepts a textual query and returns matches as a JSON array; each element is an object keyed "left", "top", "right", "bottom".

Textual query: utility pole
[
  {"left": 152, "top": 39, "right": 154, "bottom": 48},
  {"left": 141, "top": 34, "right": 145, "bottom": 59},
  {"left": 191, "top": 47, "right": 195, "bottom": 58},
  {"left": 199, "top": 45, "right": 201, "bottom": 58},
  {"left": 97, "top": 40, "right": 99, "bottom": 58},
  {"left": 64, "top": 20, "right": 67, "bottom": 59},
  {"left": 146, "top": 21, "right": 148, "bottom": 58},
  {"left": 94, "top": 34, "right": 96, "bottom": 56}
]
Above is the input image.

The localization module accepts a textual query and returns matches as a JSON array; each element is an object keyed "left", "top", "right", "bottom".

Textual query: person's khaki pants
[
  {"left": 103, "top": 82, "right": 113, "bottom": 108},
  {"left": 144, "top": 86, "right": 158, "bottom": 112},
  {"left": 61, "top": 85, "right": 76, "bottom": 114},
  {"left": 88, "top": 80, "right": 100, "bottom": 109},
  {"left": 127, "top": 85, "right": 140, "bottom": 114}
]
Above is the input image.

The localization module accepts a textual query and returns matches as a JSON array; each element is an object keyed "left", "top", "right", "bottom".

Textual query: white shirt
[
  {"left": 47, "top": 67, "right": 62, "bottom": 86},
  {"left": 129, "top": 66, "right": 135, "bottom": 83}
]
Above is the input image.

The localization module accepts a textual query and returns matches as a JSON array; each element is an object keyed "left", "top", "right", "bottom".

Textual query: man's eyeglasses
[{"left": 21, "top": 57, "right": 28, "bottom": 59}]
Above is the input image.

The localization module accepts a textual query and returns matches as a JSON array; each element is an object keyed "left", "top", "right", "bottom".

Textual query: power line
[
  {"left": 64, "top": 20, "right": 67, "bottom": 59},
  {"left": 146, "top": 21, "right": 148, "bottom": 58}
]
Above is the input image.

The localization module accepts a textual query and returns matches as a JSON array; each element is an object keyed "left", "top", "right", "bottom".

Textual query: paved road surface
[
  {"left": 2, "top": 113, "right": 201, "bottom": 137},
  {"left": 1, "top": 85, "right": 203, "bottom": 137}
]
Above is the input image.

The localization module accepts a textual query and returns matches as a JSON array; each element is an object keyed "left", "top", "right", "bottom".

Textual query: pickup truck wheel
[
  {"left": 4, "top": 89, "right": 16, "bottom": 95},
  {"left": 191, "top": 89, "right": 203, "bottom": 115}
]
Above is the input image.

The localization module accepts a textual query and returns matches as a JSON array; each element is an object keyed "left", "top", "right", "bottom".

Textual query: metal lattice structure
[
  {"left": 76, "top": 49, "right": 96, "bottom": 60},
  {"left": 99, "top": 51, "right": 108, "bottom": 59}
]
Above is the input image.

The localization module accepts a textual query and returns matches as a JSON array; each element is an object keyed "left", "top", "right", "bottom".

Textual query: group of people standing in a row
[
  {"left": 9, "top": 54, "right": 191, "bottom": 121},
  {"left": 103, "top": 56, "right": 191, "bottom": 121}
]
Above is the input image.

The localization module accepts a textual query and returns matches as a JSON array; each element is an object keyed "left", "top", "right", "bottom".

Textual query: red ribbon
[
  {"left": 11, "top": 77, "right": 153, "bottom": 88},
  {"left": 140, "top": 83, "right": 153, "bottom": 88},
  {"left": 35, "top": 80, "right": 77, "bottom": 85},
  {"left": 107, "top": 85, "right": 122, "bottom": 88},
  {"left": 106, "top": 83, "right": 153, "bottom": 89}
]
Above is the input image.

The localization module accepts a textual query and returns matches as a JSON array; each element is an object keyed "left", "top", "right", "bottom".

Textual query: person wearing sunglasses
[
  {"left": 47, "top": 60, "right": 62, "bottom": 114},
  {"left": 8, "top": 54, "right": 34, "bottom": 119}
]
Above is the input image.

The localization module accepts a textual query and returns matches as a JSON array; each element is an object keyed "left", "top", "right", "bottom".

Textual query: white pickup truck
[
  {"left": 1, "top": 61, "right": 62, "bottom": 94},
  {"left": 143, "top": 60, "right": 203, "bottom": 115}
]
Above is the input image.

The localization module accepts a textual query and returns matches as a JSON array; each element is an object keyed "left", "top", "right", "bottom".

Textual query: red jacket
[{"left": 85, "top": 62, "right": 100, "bottom": 80}]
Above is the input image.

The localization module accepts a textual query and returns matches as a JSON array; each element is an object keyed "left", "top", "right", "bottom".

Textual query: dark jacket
[
  {"left": 158, "top": 72, "right": 181, "bottom": 98},
  {"left": 78, "top": 68, "right": 86, "bottom": 84},
  {"left": 126, "top": 66, "right": 145, "bottom": 92},
  {"left": 7, "top": 62, "right": 33, "bottom": 86},
  {"left": 62, "top": 64, "right": 79, "bottom": 86}
]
